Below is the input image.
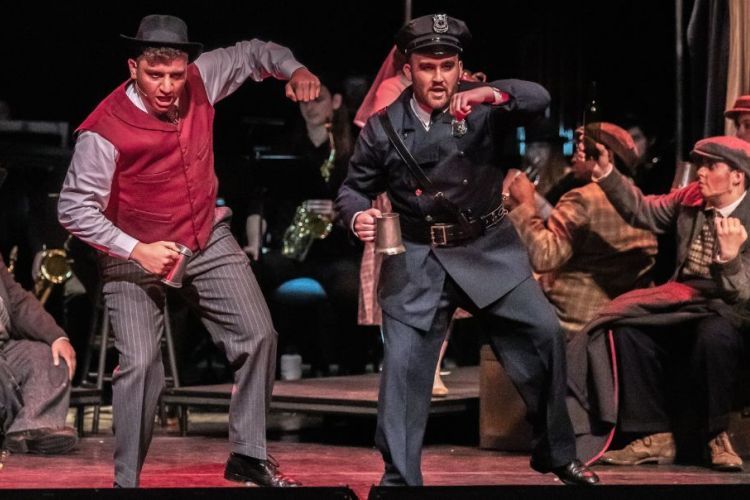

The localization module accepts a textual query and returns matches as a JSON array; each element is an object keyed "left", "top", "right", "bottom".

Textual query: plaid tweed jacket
[{"left": 509, "top": 182, "right": 658, "bottom": 339}]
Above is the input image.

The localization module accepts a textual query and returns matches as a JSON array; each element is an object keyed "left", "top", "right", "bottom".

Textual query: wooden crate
[{"left": 479, "top": 344, "right": 532, "bottom": 451}]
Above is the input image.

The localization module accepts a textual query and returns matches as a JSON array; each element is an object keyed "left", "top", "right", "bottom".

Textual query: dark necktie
[{"left": 683, "top": 208, "right": 721, "bottom": 278}]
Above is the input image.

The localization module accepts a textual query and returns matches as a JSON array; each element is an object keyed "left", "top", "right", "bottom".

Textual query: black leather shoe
[
  {"left": 224, "top": 453, "right": 301, "bottom": 487},
  {"left": 5, "top": 427, "right": 78, "bottom": 455},
  {"left": 552, "top": 460, "right": 600, "bottom": 485}
]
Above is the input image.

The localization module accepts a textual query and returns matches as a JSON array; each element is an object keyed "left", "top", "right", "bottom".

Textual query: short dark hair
[{"left": 136, "top": 46, "right": 188, "bottom": 64}]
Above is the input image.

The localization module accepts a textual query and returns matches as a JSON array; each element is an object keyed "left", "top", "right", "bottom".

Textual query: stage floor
[
  {"left": 3, "top": 423, "right": 750, "bottom": 499},
  {"left": 4, "top": 435, "right": 750, "bottom": 497},
  {"left": 3, "top": 368, "right": 750, "bottom": 498}
]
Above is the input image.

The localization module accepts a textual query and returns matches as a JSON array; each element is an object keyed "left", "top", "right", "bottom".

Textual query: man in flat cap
[
  {"left": 337, "top": 13, "right": 598, "bottom": 486},
  {"left": 58, "top": 14, "right": 319, "bottom": 488},
  {"left": 505, "top": 122, "right": 658, "bottom": 340},
  {"left": 725, "top": 95, "right": 750, "bottom": 143},
  {"left": 573, "top": 136, "right": 750, "bottom": 471}
]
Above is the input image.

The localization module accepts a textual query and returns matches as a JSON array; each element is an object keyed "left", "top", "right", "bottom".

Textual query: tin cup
[
  {"left": 280, "top": 353, "right": 303, "bottom": 380},
  {"left": 161, "top": 243, "right": 193, "bottom": 288},
  {"left": 375, "top": 213, "right": 406, "bottom": 255}
]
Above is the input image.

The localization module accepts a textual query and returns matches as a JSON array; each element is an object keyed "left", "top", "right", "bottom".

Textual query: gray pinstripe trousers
[{"left": 99, "top": 221, "right": 277, "bottom": 487}]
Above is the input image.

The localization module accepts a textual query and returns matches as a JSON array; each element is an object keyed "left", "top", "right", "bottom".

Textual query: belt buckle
[{"left": 430, "top": 224, "right": 449, "bottom": 246}]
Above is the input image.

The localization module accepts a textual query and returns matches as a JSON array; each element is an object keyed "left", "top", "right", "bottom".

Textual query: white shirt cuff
[
  {"left": 112, "top": 233, "right": 140, "bottom": 261},
  {"left": 280, "top": 60, "right": 305, "bottom": 80}
]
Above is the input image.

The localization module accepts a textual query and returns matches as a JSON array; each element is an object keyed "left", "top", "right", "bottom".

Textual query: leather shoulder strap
[{"left": 377, "top": 109, "right": 463, "bottom": 217}]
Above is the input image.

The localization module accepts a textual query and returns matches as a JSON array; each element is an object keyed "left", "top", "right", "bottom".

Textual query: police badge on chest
[{"left": 451, "top": 118, "right": 467, "bottom": 137}]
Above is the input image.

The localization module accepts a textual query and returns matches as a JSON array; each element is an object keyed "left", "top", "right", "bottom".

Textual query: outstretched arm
[
  {"left": 591, "top": 143, "right": 683, "bottom": 234},
  {"left": 195, "top": 40, "right": 319, "bottom": 104}
]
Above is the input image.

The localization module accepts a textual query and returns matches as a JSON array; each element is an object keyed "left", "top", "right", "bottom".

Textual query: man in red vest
[{"left": 58, "top": 14, "right": 319, "bottom": 488}]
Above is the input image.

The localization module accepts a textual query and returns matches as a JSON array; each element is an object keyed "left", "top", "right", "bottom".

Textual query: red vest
[{"left": 78, "top": 65, "right": 217, "bottom": 252}]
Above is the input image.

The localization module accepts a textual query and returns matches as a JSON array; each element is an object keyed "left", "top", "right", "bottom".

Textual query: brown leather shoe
[
  {"left": 599, "top": 432, "right": 675, "bottom": 465},
  {"left": 4, "top": 427, "right": 78, "bottom": 455},
  {"left": 708, "top": 432, "right": 743, "bottom": 472}
]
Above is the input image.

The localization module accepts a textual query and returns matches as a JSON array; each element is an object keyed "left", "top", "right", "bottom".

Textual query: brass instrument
[
  {"left": 33, "top": 245, "right": 73, "bottom": 305},
  {"left": 281, "top": 201, "right": 333, "bottom": 262},
  {"left": 319, "top": 122, "right": 336, "bottom": 182},
  {"left": 6, "top": 245, "right": 18, "bottom": 276},
  {"left": 281, "top": 122, "right": 337, "bottom": 261}
]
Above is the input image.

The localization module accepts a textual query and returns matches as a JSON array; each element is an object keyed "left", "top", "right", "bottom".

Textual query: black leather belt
[{"left": 401, "top": 203, "right": 508, "bottom": 247}]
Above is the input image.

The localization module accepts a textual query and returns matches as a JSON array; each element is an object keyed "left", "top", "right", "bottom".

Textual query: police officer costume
[{"left": 336, "top": 14, "right": 598, "bottom": 486}]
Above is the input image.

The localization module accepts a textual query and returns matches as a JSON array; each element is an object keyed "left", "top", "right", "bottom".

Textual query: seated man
[
  {"left": 0, "top": 249, "right": 77, "bottom": 454},
  {"left": 583, "top": 136, "right": 750, "bottom": 471},
  {"left": 506, "top": 122, "right": 658, "bottom": 340}
]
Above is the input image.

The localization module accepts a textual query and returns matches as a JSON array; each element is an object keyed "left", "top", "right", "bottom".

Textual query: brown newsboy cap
[
  {"left": 690, "top": 136, "right": 750, "bottom": 177},
  {"left": 584, "top": 122, "right": 640, "bottom": 172},
  {"left": 724, "top": 95, "right": 750, "bottom": 121},
  {"left": 396, "top": 14, "right": 471, "bottom": 56}
]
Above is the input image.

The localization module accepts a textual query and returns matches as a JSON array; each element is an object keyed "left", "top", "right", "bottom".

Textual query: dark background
[
  {"left": 0, "top": 0, "right": 679, "bottom": 148},
  {"left": 0, "top": 0, "right": 688, "bottom": 285}
]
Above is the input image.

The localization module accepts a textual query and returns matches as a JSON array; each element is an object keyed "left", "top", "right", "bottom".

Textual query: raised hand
[
  {"left": 285, "top": 68, "right": 321, "bottom": 103},
  {"left": 507, "top": 171, "right": 537, "bottom": 207},
  {"left": 449, "top": 86, "right": 496, "bottom": 121},
  {"left": 715, "top": 216, "right": 748, "bottom": 262}
]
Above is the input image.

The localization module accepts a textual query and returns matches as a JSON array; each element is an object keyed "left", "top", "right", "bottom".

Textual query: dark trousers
[
  {"left": 3, "top": 339, "right": 71, "bottom": 434},
  {"left": 614, "top": 315, "right": 743, "bottom": 438},
  {"left": 376, "top": 275, "right": 575, "bottom": 486}
]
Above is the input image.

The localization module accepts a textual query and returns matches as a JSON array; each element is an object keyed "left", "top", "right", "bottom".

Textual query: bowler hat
[
  {"left": 724, "top": 95, "right": 750, "bottom": 121},
  {"left": 690, "top": 136, "right": 750, "bottom": 177},
  {"left": 121, "top": 14, "right": 203, "bottom": 61},
  {"left": 585, "top": 122, "right": 639, "bottom": 171},
  {"left": 396, "top": 14, "right": 471, "bottom": 56}
]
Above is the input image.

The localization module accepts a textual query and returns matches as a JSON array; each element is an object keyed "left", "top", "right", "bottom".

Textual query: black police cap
[{"left": 395, "top": 14, "right": 472, "bottom": 56}]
